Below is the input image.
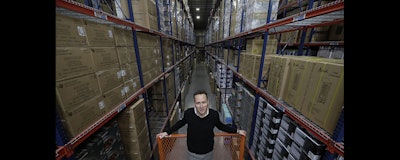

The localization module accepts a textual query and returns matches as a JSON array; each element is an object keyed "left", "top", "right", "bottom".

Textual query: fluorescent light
[
  {"left": 196, "top": 16, "right": 200, "bottom": 19},
  {"left": 196, "top": 8, "right": 200, "bottom": 11}
]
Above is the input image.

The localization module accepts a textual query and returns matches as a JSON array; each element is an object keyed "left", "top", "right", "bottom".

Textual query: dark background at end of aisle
[{"left": 344, "top": 1, "right": 398, "bottom": 159}]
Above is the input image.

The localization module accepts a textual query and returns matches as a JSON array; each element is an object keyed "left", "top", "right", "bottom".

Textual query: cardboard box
[
  {"left": 328, "top": 24, "right": 344, "bottom": 41},
  {"left": 246, "top": 37, "right": 278, "bottom": 55},
  {"left": 283, "top": 58, "right": 313, "bottom": 111},
  {"left": 120, "top": 0, "right": 157, "bottom": 18},
  {"left": 56, "top": 13, "right": 88, "bottom": 47},
  {"left": 266, "top": 55, "right": 291, "bottom": 100},
  {"left": 84, "top": 20, "right": 115, "bottom": 47},
  {"left": 120, "top": 62, "right": 139, "bottom": 82},
  {"left": 119, "top": 124, "right": 150, "bottom": 155},
  {"left": 134, "top": 13, "right": 159, "bottom": 31},
  {"left": 116, "top": 46, "right": 136, "bottom": 65},
  {"left": 58, "top": 96, "right": 106, "bottom": 138},
  {"left": 113, "top": 26, "right": 134, "bottom": 47},
  {"left": 136, "top": 32, "right": 160, "bottom": 48},
  {"left": 123, "top": 76, "right": 141, "bottom": 98},
  {"left": 56, "top": 73, "right": 101, "bottom": 113},
  {"left": 96, "top": 68, "right": 124, "bottom": 93},
  {"left": 117, "top": 109, "right": 147, "bottom": 135},
  {"left": 138, "top": 47, "right": 157, "bottom": 60},
  {"left": 102, "top": 84, "right": 126, "bottom": 112},
  {"left": 301, "top": 61, "right": 344, "bottom": 135},
  {"left": 251, "top": 54, "right": 272, "bottom": 87},
  {"left": 91, "top": 47, "right": 119, "bottom": 71},
  {"left": 56, "top": 47, "right": 96, "bottom": 81}
]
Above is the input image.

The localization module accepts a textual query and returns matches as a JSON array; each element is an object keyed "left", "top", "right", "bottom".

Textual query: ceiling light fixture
[
  {"left": 196, "top": 16, "right": 200, "bottom": 19},
  {"left": 196, "top": 8, "right": 200, "bottom": 11}
]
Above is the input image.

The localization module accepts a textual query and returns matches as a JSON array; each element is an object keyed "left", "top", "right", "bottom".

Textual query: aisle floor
[
  {"left": 184, "top": 59, "right": 216, "bottom": 110},
  {"left": 166, "top": 58, "right": 238, "bottom": 160},
  {"left": 177, "top": 58, "right": 220, "bottom": 134}
]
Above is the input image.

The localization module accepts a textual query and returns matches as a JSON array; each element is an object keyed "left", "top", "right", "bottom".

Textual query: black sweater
[{"left": 166, "top": 108, "right": 237, "bottom": 154}]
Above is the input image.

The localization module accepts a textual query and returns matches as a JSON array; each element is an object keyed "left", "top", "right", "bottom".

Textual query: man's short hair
[{"left": 193, "top": 90, "right": 208, "bottom": 99}]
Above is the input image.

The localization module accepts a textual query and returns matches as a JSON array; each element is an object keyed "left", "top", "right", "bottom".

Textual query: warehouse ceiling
[{"left": 187, "top": 0, "right": 216, "bottom": 31}]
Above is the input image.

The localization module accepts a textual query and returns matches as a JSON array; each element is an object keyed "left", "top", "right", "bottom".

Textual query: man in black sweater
[{"left": 157, "top": 90, "right": 246, "bottom": 160}]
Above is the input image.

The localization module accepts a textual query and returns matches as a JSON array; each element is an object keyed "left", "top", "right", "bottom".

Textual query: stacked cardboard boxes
[{"left": 117, "top": 98, "right": 151, "bottom": 160}]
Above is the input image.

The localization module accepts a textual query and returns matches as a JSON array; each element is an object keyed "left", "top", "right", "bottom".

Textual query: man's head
[{"left": 193, "top": 90, "right": 209, "bottom": 117}]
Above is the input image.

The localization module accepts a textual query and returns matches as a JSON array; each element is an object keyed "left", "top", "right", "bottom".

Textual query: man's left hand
[{"left": 237, "top": 130, "right": 246, "bottom": 136}]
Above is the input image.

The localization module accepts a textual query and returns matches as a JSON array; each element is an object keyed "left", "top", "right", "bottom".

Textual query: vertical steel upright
[
  {"left": 276, "top": 0, "right": 288, "bottom": 55},
  {"left": 236, "top": 0, "right": 246, "bottom": 73},
  {"left": 297, "top": 0, "right": 315, "bottom": 56},
  {"left": 333, "top": 108, "right": 344, "bottom": 143},
  {"left": 167, "top": 0, "right": 177, "bottom": 102},
  {"left": 56, "top": 110, "right": 76, "bottom": 160},
  {"left": 248, "top": 0, "right": 275, "bottom": 148},
  {"left": 222, "top": 0, "right": 226, "bottom": 41},
  {"left": 224, "top": 41, "right": 230, "bottom": 103},
  {"left": 323, "top": 107, "right": 344, "bottom": 160},
  {"left": 175, "top": 1, "right": 179, "bottom": 41},
  {"left": 228, "top": 0, "right": 232, "bottom": 38},
  {"left": 125, "top": 0, "right": 153, "bottom": 151},
  {"left": 156, "top": 0, "right": 170, "bottom": 128},
  {"left": 55, "top": 111, "right": 69, "bottom": 147},
  {"left": 305, "top": 0, "right": 322, "bottom": 56},
  {"left": 233, "top": 0, "right": 246, "bottom": 97}
]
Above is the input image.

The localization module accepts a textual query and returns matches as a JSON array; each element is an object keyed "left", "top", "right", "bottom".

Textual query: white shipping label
[
  {"left": 98, "top": 101, "right": 105, "bottom": 110},
  {"left": 124, "top": 86, "right": 130, "bottom": 93},
  {"left": 108, "top": 30, "right": 113, "bottom": 38},
  {"left": 120, "top": 70, "right": 126, "bottom": 77},
  {"left": 118, "top": 70, "right": 125, "bottom": 78},
  {"left": 77, "top": 26, "right": 86, "bottom": 36}
]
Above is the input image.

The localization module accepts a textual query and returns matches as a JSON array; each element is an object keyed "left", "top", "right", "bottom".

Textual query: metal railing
[{"left": 157, "top": 133, "right": 246, "bottom": 160}]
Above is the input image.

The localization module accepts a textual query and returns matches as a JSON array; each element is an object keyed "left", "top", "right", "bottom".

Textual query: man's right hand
[{"left": 156, "top": 132, "right": 168, "bottom": 139}]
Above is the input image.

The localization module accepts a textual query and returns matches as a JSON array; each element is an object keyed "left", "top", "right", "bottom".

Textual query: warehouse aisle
[
  {"left": 166, "top": 58, "right": 237, "bottom": 160},
  {"left": 177, "top": 58, "right": 217, "bottom": 134},
  {"left": 185, "top": 59, "right": 216, "bottom": 110}
]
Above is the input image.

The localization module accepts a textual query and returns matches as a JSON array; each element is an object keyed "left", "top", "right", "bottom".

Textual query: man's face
[{"left": 194, "top": 93, "right": 208, "bottom": 116}]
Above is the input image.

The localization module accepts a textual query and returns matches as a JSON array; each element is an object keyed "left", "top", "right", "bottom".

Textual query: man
[{"left": 157, "top": 90, "right": 246, "bottom": 160}]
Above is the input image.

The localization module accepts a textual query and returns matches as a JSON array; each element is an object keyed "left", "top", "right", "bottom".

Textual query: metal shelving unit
[
  {"left": 207, "top": 0, "right": 343, "bottom": 44},
  {"left": 279, "top": 41, "right": 344, "bottom": 46},
  {"left": 207, "top": 51, "right": 344, "bottom": 157},
  {"left": 205, "top": 0, "right": 344, "bottom": 159},
  {"left": 55, "top": 0, "right": 195, "bottom": 159}
]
